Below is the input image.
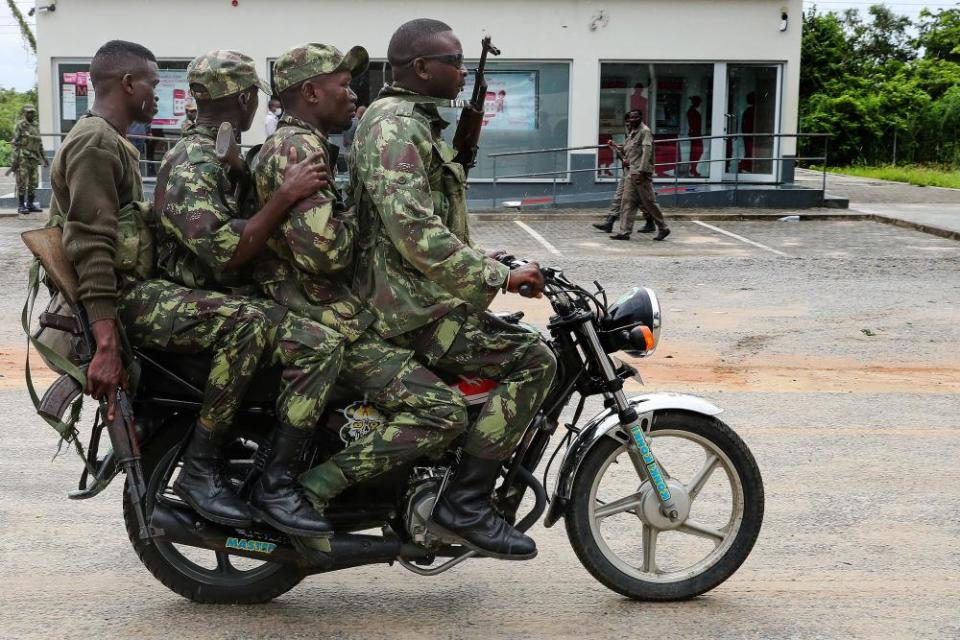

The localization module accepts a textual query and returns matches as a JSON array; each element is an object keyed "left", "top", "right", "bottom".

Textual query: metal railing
[
  {"left": 487, "top": 132, "right": 832, "bottom": 207},
  {"left": 39, "top": 131, "right": 258, "bottom": 179}
]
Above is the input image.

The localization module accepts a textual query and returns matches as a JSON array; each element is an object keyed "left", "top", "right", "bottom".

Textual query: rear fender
[{"left": 543, "top": 393, "right": 722, "bottom": 527}]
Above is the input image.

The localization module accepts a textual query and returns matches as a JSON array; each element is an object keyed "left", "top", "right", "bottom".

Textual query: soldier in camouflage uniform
[
  {"left": 350, "top": 19, "right": 557, "bottom": 560},
  {"left": 155, "top": 50, "right": 342, "bottom": 537},
  {"left": 48, "top": 41, "right": 290, "bottom": 531},
  {"left": 179, "top": 99, "right": 198, "bottom": 135},
  {"left": 9, "top": 104, "right": 47, "bottom": 214},
  {"left": 255, "top": 43, "right": 468, "bottom": 519}
]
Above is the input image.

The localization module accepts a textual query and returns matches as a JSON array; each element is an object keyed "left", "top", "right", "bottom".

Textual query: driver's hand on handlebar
[{"left": 506, "top": 262, "right": 545, "bottom": 298}]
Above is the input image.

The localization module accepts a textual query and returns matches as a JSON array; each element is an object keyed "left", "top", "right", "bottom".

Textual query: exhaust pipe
[{"left": 150, "top": 502, "right": 428, "bottom": 572}]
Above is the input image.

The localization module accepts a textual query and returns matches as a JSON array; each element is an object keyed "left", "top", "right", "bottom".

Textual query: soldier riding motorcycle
[{"left": 25, "top": 229, "right": 764, "bottom": 602}]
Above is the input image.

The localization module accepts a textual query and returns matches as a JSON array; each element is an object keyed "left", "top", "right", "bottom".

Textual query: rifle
[
  {"left": 215, "top": 121, "right": 256, "bottom": 209},
  {"left": 452, "top": 36, "right": 501, "bottom": 177}
]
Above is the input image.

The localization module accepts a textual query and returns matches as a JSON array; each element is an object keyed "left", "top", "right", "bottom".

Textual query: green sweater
[{"left": 51, "top": 115, "right": 144, "bottom": 322}]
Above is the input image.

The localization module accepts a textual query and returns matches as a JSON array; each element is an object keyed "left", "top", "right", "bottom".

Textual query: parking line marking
[
  {"left": 514, "top": 220, "right": 564, "bottom": 256},
  {"left": 693, "top": 220, "right": 792, "bottom": 257}
]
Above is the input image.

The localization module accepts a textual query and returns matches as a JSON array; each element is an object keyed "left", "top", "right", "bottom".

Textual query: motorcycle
[{"left": 33, "top": 251, "right": 764, "bottom": 604}]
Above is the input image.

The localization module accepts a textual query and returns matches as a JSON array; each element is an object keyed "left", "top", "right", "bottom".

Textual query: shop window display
[
  {"left": 598, "top": 63, "right": 713, "bottom": 180},
  {"left": 354, "top": 60, "right": 570, "bottom": 181}
]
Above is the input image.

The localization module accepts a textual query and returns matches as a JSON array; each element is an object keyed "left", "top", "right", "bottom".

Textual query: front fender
[{"left": 542, "top": 393, "right": 722, "bottom": 528}]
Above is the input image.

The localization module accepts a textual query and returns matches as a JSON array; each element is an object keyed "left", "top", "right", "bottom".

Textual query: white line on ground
[
  {"left": 693, "top": 220, "right": 792, "bottom": 257},
  {"left": 514, "top": 220, "right": 564, "bottom": 256}
]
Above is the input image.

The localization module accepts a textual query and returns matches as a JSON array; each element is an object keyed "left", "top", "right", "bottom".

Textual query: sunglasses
[{"left": 408, "top": 53, "right": 465, "bottom": 69}]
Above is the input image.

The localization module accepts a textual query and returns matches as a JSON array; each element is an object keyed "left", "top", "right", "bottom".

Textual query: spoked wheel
[
  {"left": 122, "top": 424, "right": 304, "bottom": 604},
  {"left": 565, "top": 410, "right": 764, "bottom": 600}
]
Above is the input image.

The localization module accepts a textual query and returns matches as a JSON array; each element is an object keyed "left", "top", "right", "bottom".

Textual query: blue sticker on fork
[{"left": 629, "top": 424, "right": 672, "bottom": 503}]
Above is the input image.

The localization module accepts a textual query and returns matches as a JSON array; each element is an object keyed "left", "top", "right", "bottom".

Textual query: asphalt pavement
[{"left": 1, "top": 212, "right": 958, "bottom": 639}]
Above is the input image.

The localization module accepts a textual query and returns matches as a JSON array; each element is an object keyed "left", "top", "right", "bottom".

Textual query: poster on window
[
  {"left": 461, "top": 71, "right": 538, "bottom": 131},
  {"left": 151, "top": 69, "right": 191, "bottom": 129}
]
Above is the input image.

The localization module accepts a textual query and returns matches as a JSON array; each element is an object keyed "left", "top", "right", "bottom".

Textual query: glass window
[
  {"left": 599, "top": 63, "right": 713, "bottom": 179},
  {"left": 56, "top": 60, "right": 188, "bottom": 178},
  {"left": 354, "top": 60, "right": 570, "bottom": 181}
]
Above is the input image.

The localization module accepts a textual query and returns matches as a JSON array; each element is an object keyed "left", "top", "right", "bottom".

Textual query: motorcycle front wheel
[
  {"left": 122, "top": 420, "right": 305, "bottom": 604},
  {"left": 565, "top": 410, "right": 764, "bottom": 601}
]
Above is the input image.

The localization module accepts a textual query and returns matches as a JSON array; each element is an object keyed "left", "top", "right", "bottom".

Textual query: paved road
[{"left": 2, "top": 215, "right": 959, "bottom": 639}]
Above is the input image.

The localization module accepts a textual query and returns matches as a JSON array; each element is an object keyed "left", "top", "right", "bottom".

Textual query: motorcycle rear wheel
[
  {"left": 122, "top": 420, "right": 305, "bottom": 604},
  {"left": 565, "top": 410, "right": 763, "bottom": 601}
]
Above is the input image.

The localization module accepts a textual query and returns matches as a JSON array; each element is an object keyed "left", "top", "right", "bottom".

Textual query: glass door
[{"left": 723, "top": 65, "right": 780, "bottom": 182}]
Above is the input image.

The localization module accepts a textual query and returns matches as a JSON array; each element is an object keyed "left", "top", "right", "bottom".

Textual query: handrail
[{"left": 488, "top": 131, "right": 832, "bottom": 208}]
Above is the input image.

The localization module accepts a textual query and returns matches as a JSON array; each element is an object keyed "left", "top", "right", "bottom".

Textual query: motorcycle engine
[{"left": 403, "top": 468, "right": 449, "bottom": 546}]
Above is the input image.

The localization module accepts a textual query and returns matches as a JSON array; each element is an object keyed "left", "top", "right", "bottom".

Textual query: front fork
[{"left": 580, "top": 320, "right": 680, "bottom": 522}]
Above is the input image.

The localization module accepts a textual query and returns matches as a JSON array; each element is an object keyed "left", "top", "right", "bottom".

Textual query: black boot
[
  {"left": 249, "top": 424, "right": 333, "bottom": 537},
  {"left": 430, "top": 454, "right": 537, "bottom": 560},
  {"left": 609, "top": 232, "right": 631, "bottom": 241},
  {"left": 173, "top": 424, "right": 253, "bottom": 527},
  {"left": 27, "top": 192, "right": 41, "bottom": 212},
  {"left": 654, "top": 228, "right": 672, "bottom": 241},
  {"left": 592, "top": 220, "right": 614, "bottom": 233},
  {"left": 17, "top": 194, "right": 27, "bottom": 215},
  {"left": 637, "top": 222, "right": 656, "bottom": 233}
]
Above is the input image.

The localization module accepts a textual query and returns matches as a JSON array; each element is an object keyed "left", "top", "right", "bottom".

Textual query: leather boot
[
  {"left": 27, "top": 192, "right": 41, "bottom": 212},
  {"left": 17, "top": 194, "right": 27, "bottom": 215},
  {"left": 638, "top": 222, "right": 656, "bottom": 233},
  {"left": 592, "top": 220, "right": 614, "bottom": 233},
  {"left": 173, "top": 424, "right": 253, "bottom": 527},
  {"left": 610, "top": 232, "right": 631, "bottom": 241},
  {"left": 654, "top": 228, "right": 672, "bottom": 241},
  {"left": 430, "top": 454, "right": 537, "bottom": 560},
  {"left": 249, "top": 424, "right": 333, "bottom": 537}
]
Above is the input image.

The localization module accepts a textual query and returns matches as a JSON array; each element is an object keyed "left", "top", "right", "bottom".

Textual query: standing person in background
[
  {"left": 8, "top": 104, "right": 47, "bottom": 214},
  {"left": 264, "top": 97, "right": 282, "bottom": 136},
  {"left": 180, "top": 99, "right": 198, "bottom": 134},
  {"left": 609, "top": 108, "right": 670, "bottom": 242}
]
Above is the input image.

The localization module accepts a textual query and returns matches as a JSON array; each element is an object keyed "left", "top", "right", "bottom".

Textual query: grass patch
[{"left": 826, "top": 165, "right": 960, "bottom": 189}]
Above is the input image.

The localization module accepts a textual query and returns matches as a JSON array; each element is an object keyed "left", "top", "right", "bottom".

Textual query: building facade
[{"left": 34, "top": 0, "right": 802, "bottom": 189}]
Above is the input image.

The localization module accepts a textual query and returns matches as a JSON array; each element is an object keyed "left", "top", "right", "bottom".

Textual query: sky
[{"left": 1, "top": 1, "right": 960, "bottom": 91}]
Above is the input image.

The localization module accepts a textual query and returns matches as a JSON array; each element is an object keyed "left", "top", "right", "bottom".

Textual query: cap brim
[
  {"left": 257, "top": 78, "right": 273, "bottom": 96},
  {"left": 337, "top": 45, "right": 369, "bottom": 79}
]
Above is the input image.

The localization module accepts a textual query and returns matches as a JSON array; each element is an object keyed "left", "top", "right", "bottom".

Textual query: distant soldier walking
[
  {"left": 9, "top": 104, "right": 47, "bottom": 214},
  {"left": 609, "top": 108, "right": 670, "bottom": 242}
]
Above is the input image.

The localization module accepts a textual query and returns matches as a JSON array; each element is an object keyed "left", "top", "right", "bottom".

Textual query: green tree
[
  {"left": 0, "top": 87, "right": 39, "bottom": 165},
  {"left": 917, "top": 8, "right": 960, "bottom": 63}
]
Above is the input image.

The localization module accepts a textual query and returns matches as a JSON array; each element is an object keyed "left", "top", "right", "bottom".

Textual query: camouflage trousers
[
  {"left": 392, "top": 310, "right": 558, "bottom": 461},
  {"left": 118, "top": 279, "right": 344, "bottom": 434},
  {"left": 15, "top": 163, "right": 38, "bottom": 197},
  {"left": 299, "top": 329, "right": 468, "bottom": 502}
]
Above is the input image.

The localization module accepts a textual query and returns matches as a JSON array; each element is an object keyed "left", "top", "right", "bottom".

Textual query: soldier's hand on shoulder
[{"left": 279, "top": 146, "right": 329, "bottom": 204}]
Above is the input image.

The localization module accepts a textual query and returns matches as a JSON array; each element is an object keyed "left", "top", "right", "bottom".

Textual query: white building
[{"left": 33, "top": 0, "right": 802, "bottom": 192}]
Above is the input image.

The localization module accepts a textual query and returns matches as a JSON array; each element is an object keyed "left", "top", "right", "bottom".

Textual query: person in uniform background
[
  {"left": 630, "top": 82, "right": 648, "bottom": 124},
  {"left": 264, "top": 97, "right": 282, "bottom": 136},
  {"left": 350, "top": 18, "right": 557, "bottom": 561},
  {"left": 609, "top": 108, "right": 670, "bottom": 241},
  {"left": 686, "top": 95, "right": 703, "bottom": 178},
  {"left": 179, "top": 99, "right": 198, "bottom": 134},
  {"left": 155, "top": 49, "right": 346, "bottom": 537},
  {"left": 9, "top": 104, "right": 48, "bottom": 214},
  {"left": 594, "top": 112, "right": 631, "bottom": 233},
  {"left": 254, "top": 43, "right": 469, "bottom": 528}
]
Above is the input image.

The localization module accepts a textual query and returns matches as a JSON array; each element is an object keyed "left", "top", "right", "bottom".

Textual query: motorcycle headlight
[{"left": 600, "top": 286, "right": 662, "bottom": 357}]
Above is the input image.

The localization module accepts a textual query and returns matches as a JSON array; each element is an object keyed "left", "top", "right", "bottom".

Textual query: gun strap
[{"left": 23, "top": 258, "right": 97, "bottom": 476}]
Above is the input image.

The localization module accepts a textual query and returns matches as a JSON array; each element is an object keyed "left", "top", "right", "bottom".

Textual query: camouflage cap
[
  {"left": 21, "top": 104, "right": 36, "bottom": 113},
  {"left": 272, "top": 43, "right": 369, "bottom": 94},
  {"left": 187, "top": 50, "right": 271, "bottom": 100}
]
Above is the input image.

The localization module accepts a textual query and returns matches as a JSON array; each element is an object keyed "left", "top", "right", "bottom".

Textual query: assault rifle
[{"left": 452, "top": 36, "right": 500, "bottom": 177}]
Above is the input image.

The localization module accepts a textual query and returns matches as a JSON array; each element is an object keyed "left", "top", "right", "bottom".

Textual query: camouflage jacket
[
  {"left": 11, "top": 118, "right": 44, "bottom": 166},
  {"left": 154, "top": 124, "right": 254, "bottom": 291},
  {"left": 253, "top": 113, "right": 373, "bottom": 342},
  {"left": 349, "top": 84, "right": 509, "bottom": 338}
]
